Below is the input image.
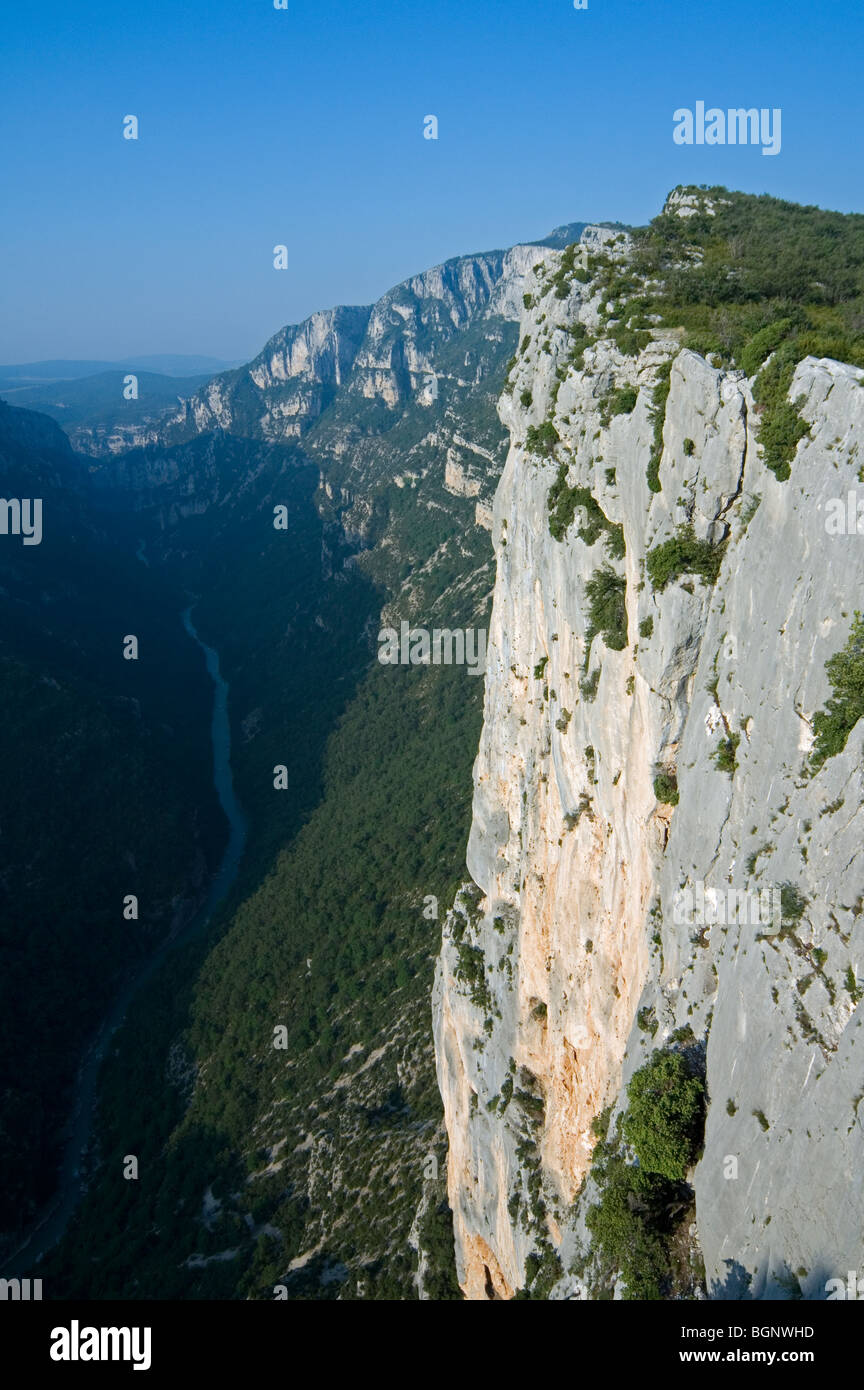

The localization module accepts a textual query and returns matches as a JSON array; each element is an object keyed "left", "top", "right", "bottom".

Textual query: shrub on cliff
[
  {"left": 600, "top": 383, "right": 638, "bottom": 425},
  {"left": 653, "top": 771, "right": 679, "bottom": 805},
  {"left": 739, "top": 315, "right": 802, "bottom": 377},
  {"left": 525, "top": 419, "right": 560, "bottom": 457},
  {"left": 623, "top": 1050, "right": 705, "bottom": 1182},
  {"left": 585, "top": 1154, "right": 671, "bottom": 1299},
  {"left": 752, "top": 351, "right": 810, "bottom": 480},
  {"left": 646, "top": 524, "right": 726, "bottom": 592},
  {"left": 584, "top": 1048, "right": 706, "bottom": 1298},
  {"left": 712, "top": 733, "right": 740, "bottom": 775},
  {"left": 646, "top": 358, "right": 674, "bottom": 493},
  {"left": 585, "top": 565, "right": 628, "bottom": 652},
  {"left": 567, "top": 321, "right": 593, "bottom": 370},
  {"left": 810, "top": 612, "right": 864, "bottom": 770},
  {"left": 551, "top": 242, "right": 579, "bottom": 299},
  {"left": 547, "top": 467, "right": 625, "bottom": 558}
]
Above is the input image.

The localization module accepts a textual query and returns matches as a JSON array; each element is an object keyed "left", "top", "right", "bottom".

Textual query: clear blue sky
[{"left": 2, "top": 0, "right": 862, "bottom": 363}]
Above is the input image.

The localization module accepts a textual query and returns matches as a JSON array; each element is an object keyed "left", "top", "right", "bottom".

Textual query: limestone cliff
[
  {"left": 434, "top": 208, "right": 864, "bottom": 1300},
  {"left": 120, "top": 246, "right": 550, "bottom": 457}
]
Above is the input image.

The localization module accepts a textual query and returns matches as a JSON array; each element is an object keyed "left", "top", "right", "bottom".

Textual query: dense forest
[{"left": 18, "top": 278, "right": 515, "bottom": 1296}]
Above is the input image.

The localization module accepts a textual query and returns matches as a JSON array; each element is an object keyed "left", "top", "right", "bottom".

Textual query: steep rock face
[
  {"left": 25, "top": 252, "right": 557, "bottom": 465},
  {"left": 85, "top": 246, "right": 555, "bottom": 528},
  {"left": 434, "top": 225, "right": 864, "bottom": 1299},
  {"left": 125, "top": 247, "right": 550, "bottom": 457},
  {"left": 153, "top": 306, "right": 372, "bottom": 445}
]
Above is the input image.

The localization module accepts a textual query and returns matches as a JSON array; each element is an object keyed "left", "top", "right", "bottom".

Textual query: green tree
[{"left": 623, "top": 1050, "right": 704, "bottom": 1181}]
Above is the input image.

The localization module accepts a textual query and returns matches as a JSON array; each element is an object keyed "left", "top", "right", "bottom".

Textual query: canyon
[{"left": 4, "top": 186, "right": 863, "bottom": 1301}]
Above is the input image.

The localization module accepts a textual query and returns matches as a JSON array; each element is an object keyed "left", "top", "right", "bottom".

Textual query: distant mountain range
[
  {"left": 0, "top": 354, "right": 244, "bottom": 389},
  {"left": 0, "top": 359, "right": 244, "bottom": 454}
]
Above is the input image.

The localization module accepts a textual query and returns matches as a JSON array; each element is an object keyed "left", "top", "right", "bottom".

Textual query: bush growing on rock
[
  {"left": 653, "top": 772, "right": 679, "bottom": 805},
  {"left": 623, "top": 1050, "right": 705, "bottom": 1181},
  {"left": 811, "top": 611, "right": 864, "bottom": 770},
  {"left": 525, "top": 420, "right": 560, "bottom": 457},
  {"left": 646, "top": 524, "right": 726, "bottom": 592},
  {"left": 585, "top": 566, "right": 628, "bottom": 652}
]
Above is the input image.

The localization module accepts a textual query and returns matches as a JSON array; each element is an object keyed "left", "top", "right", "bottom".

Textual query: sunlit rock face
[{"left": 434, "top": 222, "right": 864, "bottom": 1301}]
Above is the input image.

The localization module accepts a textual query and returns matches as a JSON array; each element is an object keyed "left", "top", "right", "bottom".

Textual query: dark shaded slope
[{"left": 0, "top": 404, "right": 225, "bottom": 1252}]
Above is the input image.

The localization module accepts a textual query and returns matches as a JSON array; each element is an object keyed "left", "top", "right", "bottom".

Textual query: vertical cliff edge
[{"left": 434, "top": 193, "right": 864, "bottom": 1300}]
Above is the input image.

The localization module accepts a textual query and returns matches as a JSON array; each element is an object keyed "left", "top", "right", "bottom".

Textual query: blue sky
[{"left": 2, "top": 0, "right": 862, "bottom": 363}]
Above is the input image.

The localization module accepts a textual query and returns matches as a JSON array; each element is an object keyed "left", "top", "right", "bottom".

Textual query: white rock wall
[{"left": 434, "top": 227, "right": 864, "bottom": 1301}]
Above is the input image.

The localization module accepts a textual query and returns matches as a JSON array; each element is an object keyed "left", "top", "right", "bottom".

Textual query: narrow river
[{"left": 8, "top": 604, "right": 248, "bottom": 1274}]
